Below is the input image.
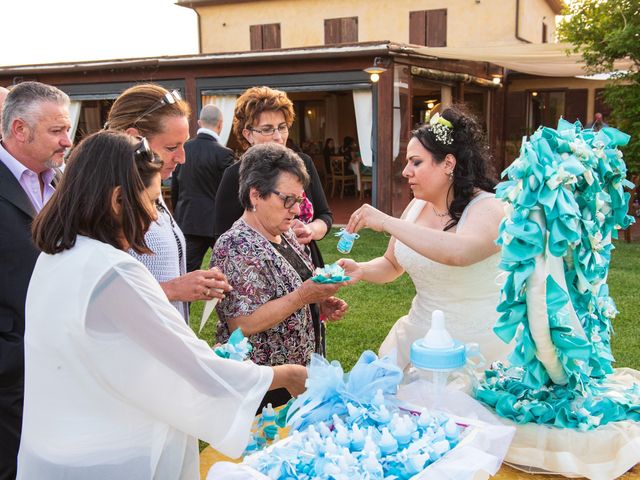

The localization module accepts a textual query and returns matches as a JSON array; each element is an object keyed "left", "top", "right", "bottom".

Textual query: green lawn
[{"left": 191, "top": 230, "right": 640, "bottom": 371}]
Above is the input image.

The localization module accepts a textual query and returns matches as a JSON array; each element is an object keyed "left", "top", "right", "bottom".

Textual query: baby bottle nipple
[{"left": 410, "top": 310, "right": 466, "bottom": 391}]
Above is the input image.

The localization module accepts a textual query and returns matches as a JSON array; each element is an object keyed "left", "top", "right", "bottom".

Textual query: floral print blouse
[{"left": 211, "top": 218, "right": 315, "bottom": 366}]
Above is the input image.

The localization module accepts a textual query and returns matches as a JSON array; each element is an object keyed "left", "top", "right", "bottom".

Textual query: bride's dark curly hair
[{"left": 412, "top": 105, "right": 497, "bottom": 231}]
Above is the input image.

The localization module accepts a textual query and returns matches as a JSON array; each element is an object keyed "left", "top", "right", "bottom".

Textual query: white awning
[{"left": 410, "top": 43, "right": 633, "bottom": 78}]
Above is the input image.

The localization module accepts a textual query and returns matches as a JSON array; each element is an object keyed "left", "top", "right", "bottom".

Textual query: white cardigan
[{"left": 19, "top": 236, "right": 272, "bottom": 480}]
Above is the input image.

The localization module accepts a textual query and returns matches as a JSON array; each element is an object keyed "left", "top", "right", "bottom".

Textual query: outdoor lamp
[{"left": 364, "top": 57, "right": 389, "bottom": 83}]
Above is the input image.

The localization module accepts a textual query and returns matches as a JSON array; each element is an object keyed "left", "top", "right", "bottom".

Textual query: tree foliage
[{"left": 558, "top": 0, "right": 640, "bottom": 173}]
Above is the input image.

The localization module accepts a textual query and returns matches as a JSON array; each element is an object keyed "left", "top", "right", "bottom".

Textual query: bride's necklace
[{"left": 432, "top": 205, "right": 449, "bottom": 218}]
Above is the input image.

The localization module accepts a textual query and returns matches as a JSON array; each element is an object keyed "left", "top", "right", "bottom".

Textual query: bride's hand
[
  {"left": 346, "top": 204, "right": 391, "bottom": 233},
  {"left": 337, "top": 258, "right": 363, "bottom": 284}
]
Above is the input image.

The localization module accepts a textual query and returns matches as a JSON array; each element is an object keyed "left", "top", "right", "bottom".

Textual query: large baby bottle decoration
[{"left": 410, "top": 310, "right": 478, "bottom": 391}]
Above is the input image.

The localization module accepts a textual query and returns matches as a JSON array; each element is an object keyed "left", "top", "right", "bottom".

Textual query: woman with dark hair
[
  {"left": 19, "top": 131, "right": 307, "bottom": 479},
  {"left": 212, "top": 143, "right": 347, "bottom": 409},
  {"left": 339, "top": 106, "right": 511, "bottom": 369},
  {"left": 107, "top": 84, "right": 230, "bottom": 321},
  {"left": 214, "top": 86, "right": 334, "bottom": 355}
]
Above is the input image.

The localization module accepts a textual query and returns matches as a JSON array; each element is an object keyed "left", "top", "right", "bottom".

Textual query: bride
[{"left": 339, "top": 106, "right": 512, "bottom": 369}]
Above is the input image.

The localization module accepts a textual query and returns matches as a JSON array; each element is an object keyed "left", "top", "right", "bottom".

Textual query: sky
[{"left": 0, "top": 0, "right": 199, "bottom": 67}]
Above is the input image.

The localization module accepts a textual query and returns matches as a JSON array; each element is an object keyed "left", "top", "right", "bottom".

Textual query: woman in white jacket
[{"left": 18, "top": 131, "right": 306, "bottom": 480}]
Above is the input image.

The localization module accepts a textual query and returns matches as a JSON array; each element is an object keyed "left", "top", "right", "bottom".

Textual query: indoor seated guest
[
  {"left": 212, "top": 143, "right": 347, "bottom": 409},
  {"left": 339, "top": 106, "right": 512, "bottom": 369},
  {"left": 18, "top": 131, "right": 307, "bottom": 480}
]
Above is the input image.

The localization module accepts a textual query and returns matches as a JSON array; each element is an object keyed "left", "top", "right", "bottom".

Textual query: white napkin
[{"left": 199, "top": 290, "right": 222, "bottom": 333}]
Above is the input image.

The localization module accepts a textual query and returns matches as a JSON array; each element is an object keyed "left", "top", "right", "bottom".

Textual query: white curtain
[
  {"left": 324, "top": 94, "right": 339, "bottom": 144},
  {"left": 201, "top": 95, "right": 237, "bottom": 146},
  {"left": 68, "top": 101, "right": 82, "bottom": 145},
  {"left": 352, "top": 89, "right": 373, "bottom": 167}
]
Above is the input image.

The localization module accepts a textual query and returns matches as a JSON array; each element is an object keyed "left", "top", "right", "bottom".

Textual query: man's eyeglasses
[
  {"left": 249, "top": 124, "right": 289, "bottom": 137},
  {"left": 272, "top": 190, "right": 304, "bottom": 209},
  {"left": 134, "top": 137, "right": 162, "bottom": 164},
  {"left": 133, "top": 89, "right": 182, "bottom": 125}
]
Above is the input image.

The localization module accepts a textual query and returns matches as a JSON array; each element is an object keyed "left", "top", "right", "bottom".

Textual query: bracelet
[{"left": 381, "top": 216, "right": 392, "bottom": 237}]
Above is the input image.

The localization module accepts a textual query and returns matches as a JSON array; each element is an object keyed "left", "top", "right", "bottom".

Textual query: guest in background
[
  {"left": 212, "top": 143, "right": 347, "bottom": 409},
  {"left": 173, "top": 104, "right": 235, "bottom": 272},
  {"left": 0, "top": 81, "right": 71, "bottom": 479},
  {"left": 587, "top": 112, "right": 609, "bottom": 132},
  {"left": 214, "top": 86, "right": 333, "bottom": 355},
  {"left": 106, "top": 84, "right": 230, "bottom": 321}
]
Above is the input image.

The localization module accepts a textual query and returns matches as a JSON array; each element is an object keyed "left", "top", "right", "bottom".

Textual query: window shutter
[
  {"left": 409, "top": 11, "right": 426, "bottom": 45},
  {"left": 426, "top": 9, "right": 447, "bottom": 47},
  {"left": 564, "top": 89, "right": 588, "bottom": 124},
  {"left": 505, "top": 91, "right": 527, "bottom": 141},
  {"left": 594, "top": 88, "right": 613, "bottom": 119},
  {"left": 324, "top": 18, "right": 340, "bottom": 44},
  {"left": 250, "top": 25, "right": 263, "bottom": 50},
  {"left": 341, "top": 17, "right": 358, "bottom": 43},
  {"left": 325, "top": 17, "right": 357, "bottom": 44},
  {"left": 262, "top": 23, "right": 281, "bottom": 49}
]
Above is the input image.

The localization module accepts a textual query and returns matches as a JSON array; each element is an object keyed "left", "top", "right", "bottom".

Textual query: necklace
[{"left": 432, "top": 205, "right": 449, "bottom": 218}]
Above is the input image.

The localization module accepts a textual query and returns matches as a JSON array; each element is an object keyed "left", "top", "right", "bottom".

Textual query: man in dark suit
[
  {"left": 0, "top": 82, "right": 71, "bottom": 479},
  {"left": 173, "top": 104, "right": 235, "bottom": 272}
]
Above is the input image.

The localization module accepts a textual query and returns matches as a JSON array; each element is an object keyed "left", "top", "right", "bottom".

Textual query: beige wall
[
  {"left": 196, "top": 0, "right": 555, "bottom": 53},
  {"left": 518, "top": 0, "right": 558, "bottom": 43}
]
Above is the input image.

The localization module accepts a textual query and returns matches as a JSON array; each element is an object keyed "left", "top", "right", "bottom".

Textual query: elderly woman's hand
[
  {"left": 162, "top": 267, "right": 232, "bottom": 302},
  {"left": 296, "top": 278, "right": 343, "bottom": 306},
  {"left": 320, "top": 296, "right": 348, "bottom": 321},
  {"left": 346, "top": 203, "right": 391, "bottom": 234}
]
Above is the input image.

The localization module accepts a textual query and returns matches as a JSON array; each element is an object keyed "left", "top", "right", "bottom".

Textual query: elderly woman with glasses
[
  {"left": 214, "top": 86, "right": 334, "bottom": 356},
  {"left": 212, "top": 143, "right": 347, "bottom": 409},
  {"left": 106, "top": 84, "right": 230, "bottom": 321},
  {"left": 19, "top": 131, "right": 307, "bottom": 479}
]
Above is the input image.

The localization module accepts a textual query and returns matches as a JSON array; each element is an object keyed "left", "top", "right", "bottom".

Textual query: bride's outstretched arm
[
  {"left": 346, "top": 199, "right": 503, "bottom": 267},
  {"left": 339, "top": 238, "right": 404, "bottom": 285}
]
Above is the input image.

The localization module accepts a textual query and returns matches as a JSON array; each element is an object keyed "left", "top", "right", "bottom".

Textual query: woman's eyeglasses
[
  {"left": 134, "top": 137, "right": 162, "bottom": 164},
  {"left": 133, "top": 89, "right": 182, "bottom": 125},
  {"left": 272, "top": 190, "right": 304, "bottom": 209},
  {"left": 249, "top": 124, "right": 289, "bottom": 137}
]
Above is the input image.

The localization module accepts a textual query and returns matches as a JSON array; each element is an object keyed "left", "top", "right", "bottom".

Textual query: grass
[{"left": 191, "top": 229, "right": 640, "bottom": 372}]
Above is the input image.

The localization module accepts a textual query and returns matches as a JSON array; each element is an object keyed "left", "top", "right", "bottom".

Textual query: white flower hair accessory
[{"left": 428, "top": 112, "right": 453, "bottom": 145}]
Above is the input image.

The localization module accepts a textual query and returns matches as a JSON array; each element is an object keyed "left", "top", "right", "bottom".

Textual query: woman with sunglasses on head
[
  {"left": 106, "top": 84, "right": 230, "bottom": 321},
  {"left": 212, "top": 143, "right": 347, "bottom": 409},
  {"left": 18, "top": 131, "right": 307, "bottom": 479},
  {"left": 338, "top": 106, "right": 512, "bottom": 370},
  {"left": 214, "top": 86, "right": 334, "bottom": 355}
]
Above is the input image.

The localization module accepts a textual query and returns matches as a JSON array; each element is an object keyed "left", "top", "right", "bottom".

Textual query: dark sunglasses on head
[
  {"left": 133, "top": 89, "right": 182, "bottom": 125},
  {"left": 134, "top": 137, "right": 162, "bottom": 164},
  {"left": 272, "top": 190, "right": 304, "bottom": 209}
]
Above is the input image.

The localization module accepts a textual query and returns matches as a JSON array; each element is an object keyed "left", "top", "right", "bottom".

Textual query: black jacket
[
  {"left": 0, "top": 160, "right": 40, "bottom": 387},
  {"left": 173, "top": 132, "right": 236, "bottom": 237},
  {"left": 213, "top": 151, "right": 333, "bottom": 266}
]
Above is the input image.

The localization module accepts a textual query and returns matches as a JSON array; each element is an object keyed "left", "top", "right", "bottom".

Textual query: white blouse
[{"left": 19, "top": 236, "right": 272, "bottom": 480}]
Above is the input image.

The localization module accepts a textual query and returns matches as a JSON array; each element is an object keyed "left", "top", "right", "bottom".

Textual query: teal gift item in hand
[{"left": 335, "top": 228, "right": 359, "bottom": 254}]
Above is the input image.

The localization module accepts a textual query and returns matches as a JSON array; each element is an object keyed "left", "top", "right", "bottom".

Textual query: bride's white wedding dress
[{"left": 379, "top": 192, "right": 512, "bottom": 370}]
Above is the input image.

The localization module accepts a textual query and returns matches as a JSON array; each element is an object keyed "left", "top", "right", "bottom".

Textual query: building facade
[{"left": 3, "top": 0, "right": 600, "bottom": 216}]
